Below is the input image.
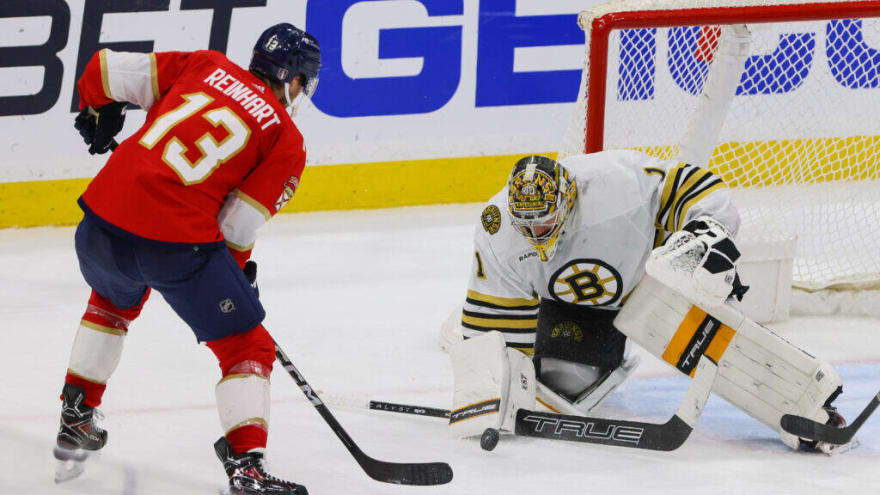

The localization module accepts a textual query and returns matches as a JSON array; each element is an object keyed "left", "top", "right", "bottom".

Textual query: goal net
[{"left": 560, "top": 0, "right": 880, "bottom": 297}]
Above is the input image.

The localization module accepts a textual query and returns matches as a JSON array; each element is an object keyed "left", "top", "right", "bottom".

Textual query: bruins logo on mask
[
  {"left": 548, "top": 259, "right": 622, "bottom": 306},
  {"left": 481, "top": 205, "right": 502, "bottom": 235},
  {"left": 509, "top": 170, "right": 557, "bottom": 216}
]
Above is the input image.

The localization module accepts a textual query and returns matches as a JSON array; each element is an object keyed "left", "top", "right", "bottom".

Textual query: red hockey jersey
[{"left": 78, "top": 49, "right": 306, "bottom": 265}]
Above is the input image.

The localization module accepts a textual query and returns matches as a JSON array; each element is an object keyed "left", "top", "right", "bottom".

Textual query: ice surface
[{"left": 0, "top": 204, "right": 878, "bottom": 494}]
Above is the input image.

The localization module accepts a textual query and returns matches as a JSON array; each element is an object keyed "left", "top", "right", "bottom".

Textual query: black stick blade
[
  {"left": 780, "top": 390, "right": 879, "bottom": 445},
  {"left": 780, "top": 414, "right": 834, "bottom": 442},
  {"left": 357, "top": 455, "right": 453, "bottom": 485}
]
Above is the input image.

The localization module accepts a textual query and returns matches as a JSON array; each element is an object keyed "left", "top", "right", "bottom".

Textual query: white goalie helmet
[{"left": 507, "top": 155, "right": 578, "bottom": 262}]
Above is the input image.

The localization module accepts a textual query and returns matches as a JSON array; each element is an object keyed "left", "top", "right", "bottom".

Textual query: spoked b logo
[{"left": 548, "top": 259, "right": 622, "bottom": 306}]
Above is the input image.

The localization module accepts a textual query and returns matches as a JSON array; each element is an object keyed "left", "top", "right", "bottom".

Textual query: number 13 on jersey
[{"left": 139, "top": 92, "right": 252, "bottom": 185}]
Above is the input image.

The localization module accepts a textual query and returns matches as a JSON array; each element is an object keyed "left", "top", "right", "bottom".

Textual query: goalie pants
[{"left": 533, "top": 299, "right": 627, "bottom": 376}]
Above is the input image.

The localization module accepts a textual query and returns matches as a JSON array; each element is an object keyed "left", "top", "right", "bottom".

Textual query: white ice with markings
[{"left": 1, "top": 204, "right": 878, "bottom": 494}]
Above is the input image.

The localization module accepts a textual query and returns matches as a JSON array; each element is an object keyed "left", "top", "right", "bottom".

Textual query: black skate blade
[{"left": 53, "top": 446, "right": 91, "bottom": 483}]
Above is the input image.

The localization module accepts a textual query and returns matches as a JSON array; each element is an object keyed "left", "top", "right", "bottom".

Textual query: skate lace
[{"left": 255, "top": 457, "right": 285, "bottom": 483}]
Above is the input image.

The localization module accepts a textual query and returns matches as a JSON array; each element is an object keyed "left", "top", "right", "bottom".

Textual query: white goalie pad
[
  {"left": 448, "top": 331, "right": 536, "bottom": 438},
  {"left": 439, "top": 305, "right": 464, "bottom": 352},
  {"left": 614, "top": 275, "right": 842, "bottom": 449}
]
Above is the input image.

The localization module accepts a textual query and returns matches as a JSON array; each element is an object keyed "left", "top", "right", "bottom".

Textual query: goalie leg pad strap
[{"left": 615, "top": 276, "right": 841, "bottom": 449}]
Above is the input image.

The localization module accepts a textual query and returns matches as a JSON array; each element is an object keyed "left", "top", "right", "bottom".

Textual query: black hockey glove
[
  {"left": 243, "top": 260, "right": 259, "bottom": 298},
  {"left": 74, "top": 101, "right": 127, "bottom": 155}
]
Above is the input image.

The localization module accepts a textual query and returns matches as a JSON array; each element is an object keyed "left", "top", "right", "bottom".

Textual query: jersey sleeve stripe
[
  {"left": 656, "top": 163, "right": 686, "bottom": 228},
  {"left": 235, "top": 189, "right": 271, "bottom": 221},
  {"left": 149, "top": 53, "right": 160, "bottom": 102},
  {"left": 462, "top": 309, "right": 536, "bottom": 320},
  {"left": 466, "top": 290, "right": 539, "bottom": 309},
  {"left": 665, "top": 169, "right": 712, "bottom": 231},
  {"left": 674, "top": 179, "right": 726, "bottom": 231},
  {"left": 98, "top": 49, "right": 113, "bottom": 101}
]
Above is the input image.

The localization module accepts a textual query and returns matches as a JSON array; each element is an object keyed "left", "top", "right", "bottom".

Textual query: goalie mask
[{"left": 507, "top": 155, "right": 578, "bottom": 262}]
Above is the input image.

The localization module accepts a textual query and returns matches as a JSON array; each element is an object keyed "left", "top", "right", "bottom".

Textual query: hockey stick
[
  {"left": 274, "top": 342, "right": 453, "bottom": 485},
  {"left": 369, "top": 400, "right": 450, "bottom": 419},
  {"left": 780, "top": 390, "right": 879, "bottom": 445},
  {"left": 515, "top": 356, "right": 718, "bottom": 451}
]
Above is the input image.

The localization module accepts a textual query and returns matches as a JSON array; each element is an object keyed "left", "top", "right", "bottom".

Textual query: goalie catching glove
[{"left": 646, "top": 215, "right": 747, "bottom": 308}]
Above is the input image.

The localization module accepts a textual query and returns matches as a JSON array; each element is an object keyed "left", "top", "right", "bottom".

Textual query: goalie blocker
[{"left": 614, "top": 275, "right": 842, "bottom": 450}]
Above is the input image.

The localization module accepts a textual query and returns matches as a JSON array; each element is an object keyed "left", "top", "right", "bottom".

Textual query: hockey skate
[
  {"left": 54, "top": 384, "right": 107, "bottom": 482},
  {"left": 215, "top": 437, "right": 308, "bottom": 495}
]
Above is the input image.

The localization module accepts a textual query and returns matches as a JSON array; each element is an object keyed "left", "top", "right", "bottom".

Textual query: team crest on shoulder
[
  {"left": 481, "top": 205, "right": 501, "bottom": 235},
  {"left": 548, "top": 259, "right": 622, "bottom": 306}
]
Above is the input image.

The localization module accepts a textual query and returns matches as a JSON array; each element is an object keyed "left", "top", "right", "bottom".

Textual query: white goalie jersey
[{"left": 462, "top": 150, "right": 740, "bottom": 353}]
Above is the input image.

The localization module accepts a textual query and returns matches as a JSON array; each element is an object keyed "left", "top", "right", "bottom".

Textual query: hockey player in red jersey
[{"left": 54, "top": 24, "right": 320, "bottom": 494}]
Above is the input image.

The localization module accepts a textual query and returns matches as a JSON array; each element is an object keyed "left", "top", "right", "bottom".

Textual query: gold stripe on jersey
[
  {"left": 235, "top": 188, "right": 272, "bottom": 221},
  {"left": 514, "top": 346, "right": 535, "bottom": 356},
  {"left": 673, "top": 180, "right": 726, "bottom": 232},
  {"left": 466, "top": 290, "right": 539, "bottom": 309},
  {"left": 98, "top": 49, "right": 113, "bottom": 100},
  {"left": 664, "top": 167, "right": 711, "bottom": 231},
  {"left": 656, "top": 163, "right": 727, "bottom": 232},
  {"left": 461, "top": 313, "right": 537, "bottom": 330},
  {"left": 149, "top": 53, "right": 160, "bottom": 102}
]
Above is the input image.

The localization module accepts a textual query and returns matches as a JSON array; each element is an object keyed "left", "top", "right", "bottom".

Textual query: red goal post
[{"left": 562, "top": 0, "right": 880, "bottom": 300}]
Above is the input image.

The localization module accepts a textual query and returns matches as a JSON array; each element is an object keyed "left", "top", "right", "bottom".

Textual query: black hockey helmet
[{"left": 250, "top": 23, "right": 321, "bottom": 98}]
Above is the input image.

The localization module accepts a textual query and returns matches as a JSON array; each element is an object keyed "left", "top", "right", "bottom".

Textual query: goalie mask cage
[{"left": 560, "top": 0, "right": 880, "bottom": 293}]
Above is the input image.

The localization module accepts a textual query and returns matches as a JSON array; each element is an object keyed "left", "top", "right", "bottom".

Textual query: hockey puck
[{"left": 480, "top": 428, "right": 499, "bottom": 451}]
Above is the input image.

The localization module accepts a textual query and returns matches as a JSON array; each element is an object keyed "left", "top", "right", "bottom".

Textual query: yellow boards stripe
[{"left": 662, "top": 306, "right": 736, "bottom": 377}]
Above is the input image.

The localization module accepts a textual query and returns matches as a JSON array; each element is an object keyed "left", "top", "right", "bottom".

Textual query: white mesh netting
[{"left": 559, "top": 0, "right": 880, "bottom": 292}]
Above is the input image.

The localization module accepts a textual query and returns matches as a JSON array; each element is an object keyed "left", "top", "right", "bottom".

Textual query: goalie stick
[
  {"left": 369, "top": 400, "right": 451, "bottom": 419},
  {"left": 515, "top": 355, "right": 718, "bottom": 451},
  {"left": 274, "top": 341, "right": 453, "bottom": 486},
  {"left": 780, "top": 390, "right": 879, "bottom": 445},
  {"left": 370, "top": 356, "right": 718, "bottom": 451}
]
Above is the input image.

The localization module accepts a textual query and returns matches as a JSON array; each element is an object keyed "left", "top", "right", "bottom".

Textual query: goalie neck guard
[{"left": 507, "top": 155, "right": 577, "bottom": 262}]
